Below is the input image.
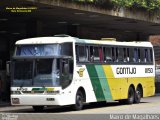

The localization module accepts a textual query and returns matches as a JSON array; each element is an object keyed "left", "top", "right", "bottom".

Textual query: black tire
[
  {"left": 126, "top": 87, "right": 135, "bottom": 104},
  {"left": 32, "top": 106, "right": 44, "bottom": 112},
  {"left": 134, "top": 87, "right": 142, "bottom": 104},
  {"left": 72, "top": 91, "right": 84, "bottom": 111}
]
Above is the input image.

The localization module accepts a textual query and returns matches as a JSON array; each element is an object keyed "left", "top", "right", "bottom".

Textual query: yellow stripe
[{"left": 102, "top": 65, "right": 114, "bottom": 78}]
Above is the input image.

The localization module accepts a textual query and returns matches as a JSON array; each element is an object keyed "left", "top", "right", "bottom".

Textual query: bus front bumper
[{"left": 11, "top": 94, "right": 67, "bottom": 106}]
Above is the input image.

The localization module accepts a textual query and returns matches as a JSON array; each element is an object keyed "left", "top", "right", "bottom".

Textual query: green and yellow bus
[{"left": 11, "top": 35, "right": 155, "bottom": 111}]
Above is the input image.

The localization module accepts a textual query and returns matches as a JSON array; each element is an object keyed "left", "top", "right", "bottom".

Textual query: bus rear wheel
[
  {"left": 32, "top": 106, "right": 44, "bottom": 112},
  {"left": 126, "top": 87, "right": 135, "bottom": 104},
  {"left": 72, "top": 91, "right": 84, "bottom": 111},
  {"left": 134, "top": 87, "right": 142, "bottom": 104}
]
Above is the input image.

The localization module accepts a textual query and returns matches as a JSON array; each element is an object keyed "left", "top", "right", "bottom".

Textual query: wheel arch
[
  {"left": 77, "top": 87, "right": 86, "bottom": 102},
  {"left": 129, "top": 84, "right": 135, "bottom": 91}
]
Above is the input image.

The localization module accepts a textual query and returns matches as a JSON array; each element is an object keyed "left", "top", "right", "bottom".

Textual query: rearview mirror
[{"left": 6, "top": 61, "right": 11, "bottom": 76}]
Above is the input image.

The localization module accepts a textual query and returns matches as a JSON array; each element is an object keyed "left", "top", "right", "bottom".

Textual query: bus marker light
[{"left": 12, "top": 98, "right": 20, "bottom": 104}]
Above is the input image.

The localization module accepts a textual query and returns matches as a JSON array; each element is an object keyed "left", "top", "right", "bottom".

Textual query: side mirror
[{"left": 6, "top": 61, "right": 11, "bottom": 76}]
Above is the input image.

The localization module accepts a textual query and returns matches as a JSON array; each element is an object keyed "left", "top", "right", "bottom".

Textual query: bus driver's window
[{"left": 61, "top": 59, "right": 73, "bottom": 88}]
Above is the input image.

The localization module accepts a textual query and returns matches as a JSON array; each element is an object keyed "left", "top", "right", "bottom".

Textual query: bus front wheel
[{"left": 72, "top": 90, "right": 84, "bottom": 111}]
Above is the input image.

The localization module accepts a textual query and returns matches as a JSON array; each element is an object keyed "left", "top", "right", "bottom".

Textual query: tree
[{"left": 71, "top": 0, "right": 160, "bottom": 11}]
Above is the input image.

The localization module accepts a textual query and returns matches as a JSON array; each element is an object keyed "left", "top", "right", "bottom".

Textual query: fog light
[
  {"left": 11, "top": 91, "right": 21, "bottom": 94},
  {"left": 12, "top": 98, "right": 20, "bottom": 104}
]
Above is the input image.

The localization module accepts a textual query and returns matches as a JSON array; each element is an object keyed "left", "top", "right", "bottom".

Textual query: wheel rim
[
  {"left": 137, "top": 91, "right": 141, "bottom": 98},
  {"left": 129, "top": 89, "right": 134, "bottom": 102},
  {"left": 136, "top": 89, "right": 141, "bottom": 100}
]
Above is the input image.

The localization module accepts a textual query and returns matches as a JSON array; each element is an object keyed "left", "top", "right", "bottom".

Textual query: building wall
[
  {"left": 149, "top": 36, "right": 160, "bottom": 64},
  {"left": 78, "top": 26, "right": 147, "bottom": 41}
]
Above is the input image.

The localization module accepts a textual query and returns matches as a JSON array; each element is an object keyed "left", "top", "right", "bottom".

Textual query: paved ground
[
  {"left": 0, "top": 95, "right": 160, "bottom": 114},
  {"left": 0, "top": 95, "right": 160, "bottom": 120}
]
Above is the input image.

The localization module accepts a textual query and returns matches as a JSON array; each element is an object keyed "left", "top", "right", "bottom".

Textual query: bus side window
[
  {"left": 112, "top": 47, "right": 115, "bottom": 62},
  {"left": 127, "top": 48, "right": 130, "bottom": 62},
  {"left": 138, "top": 48, "right": 141, "bottom": 62},
  {"left": 85, "top": 46, "right": 89, "bottom": 62},
  {"left": 123, "top": 48, "right": 129, "bottom": 62},
  {"left": 134, "top": 48, "right": 138, "bottom": 62},
  {"left": 144, "top": 49, "right": 148, "bottom": 62},
  {"left": 104, "top": 47, "right": 112, "bottom": 62},
  {"left": 103, "top": 47, "right": 106, "bottom": 62},
  {"left": 94, "top": 47, "right": 100, "bottom": 62},
  {"left": 133, "top": 48, "right": 141, "bottom": 63},
  {"left": 118, "top": 48, "right": 123, "bottom": 62},
  {"left": 150, "top": 49, "right": 153, "bottom": 62},
  {"left": 140, "top": 48, "right": 144, "bottom": 63},
  {"left": 134, "top": 48, "right": 140, "bottom": 62},
  {"left": 90, "top": 46, "right": 94, "bottom": 62},
  {"left": 78, "top": 46, "right": 86, "bottom": 62},
  {"left": 129, "top": 48, "right": 134, "bottom": 63},
  {"left": 149, "top": 48, "right": 153, "bottom": 63},
  {"left": 99, "top": 47, "right": 103, "bottom": 62},
  {"left": 115, "top": 47, "right": 118, "bottom": 62}
]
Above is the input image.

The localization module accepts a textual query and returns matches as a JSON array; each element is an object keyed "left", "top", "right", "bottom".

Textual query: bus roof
[
  {"left": 15, "top": 37, "right": 74, "bottom": 45},
  {"left": 15, "top": 36, "right": 153, "bottom": 47}
]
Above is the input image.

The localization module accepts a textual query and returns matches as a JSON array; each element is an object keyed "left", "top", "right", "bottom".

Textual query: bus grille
[
  {"left": 33, "top": 91, "right": 44, "bottom": 94},
  {"left": 22, "top": 91, "right": 45, "bottom": 94},
  {"left": 22, "top": 91, "right": 32, "bottom": 94}
]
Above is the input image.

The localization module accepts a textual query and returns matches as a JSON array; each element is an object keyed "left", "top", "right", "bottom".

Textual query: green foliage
[
  {"left": 111, "top": 0, "right": 160, "bottom": 11},
  {"left": 71, "top": 0, "right": 160, "bottom": 11}
]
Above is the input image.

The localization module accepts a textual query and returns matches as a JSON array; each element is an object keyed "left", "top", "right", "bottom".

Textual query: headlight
[{"left": 46, "top": 90, "right": 60, "bottom": 94}]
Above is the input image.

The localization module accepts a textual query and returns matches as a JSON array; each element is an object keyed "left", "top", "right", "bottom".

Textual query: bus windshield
[
  {"left": 12, "top": 59, "right": 60, "bottom": 87},
  {"left": 15, "top": 43, "right": 73, "bottom": 57}
]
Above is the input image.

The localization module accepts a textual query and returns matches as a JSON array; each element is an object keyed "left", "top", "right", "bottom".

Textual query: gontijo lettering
[{"left": 116, "top": 67, "right": 136, "bottom": 74}]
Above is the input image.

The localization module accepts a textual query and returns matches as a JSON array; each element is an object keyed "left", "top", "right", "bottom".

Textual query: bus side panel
[
  {"left": 126, "top": 77, "right": 155, "bottom": 97},
  {"left": 75, "top": 65, "right": 97, "bottom": 103},
  {"left": 76, "top": 64, "right": 155, "bottom": 103},
  {"left": 86, "top": 64, "right": 113, "bottom": 102},
  {"left": 141, "top": 77, "right": 155, "bottom": 97},
  {"left": 102, "top": 65, "right": 126, "bottom": 100},
  {"left": 86, "top": 64, "right": 126, "bottom": 101}
]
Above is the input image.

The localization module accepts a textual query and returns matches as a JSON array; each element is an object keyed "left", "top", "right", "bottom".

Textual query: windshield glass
[
  {"left": 16, "top": 44, "right": 60, "bottom": 56},
  {"left": 13, "top": 60, "right": 33, "bottom": 86},
  {"left": 34, "top": 59, "right": 60, "bottom": 86},
  {"left": 12, "top": 59, "right": 61, "bottom": 87},
  {"left": 15, "top": 43, "right": 73, "bottom": 56}
]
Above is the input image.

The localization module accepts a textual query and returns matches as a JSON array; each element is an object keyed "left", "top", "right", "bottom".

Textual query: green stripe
[
  {"left": 86, "top": 64, "right": 105, "bottom": 101},
  {"left": 32, "top": 88, "right": 47, "bottom": 91},
  {"left": 95, "top": 65, "right": 112, "bottom": 100}
]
